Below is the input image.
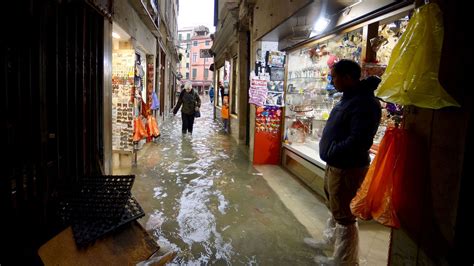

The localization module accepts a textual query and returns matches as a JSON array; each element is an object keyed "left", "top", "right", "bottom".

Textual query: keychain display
[{"left": 255, "top": 106, "right": 281, "bottom": 135}]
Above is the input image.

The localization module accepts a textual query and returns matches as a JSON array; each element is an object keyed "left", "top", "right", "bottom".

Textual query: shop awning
[
  {"left": 211, "top": 5, "right": 238, "bottom": 64},
  {"left": 259, "top": 0, "right": 411, "bottom": 51},
  {"left": 191, "top": 81, "right": 212, "bottom": 87}
]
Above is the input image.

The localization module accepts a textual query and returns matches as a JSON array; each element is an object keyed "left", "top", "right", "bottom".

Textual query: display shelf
[
  {"left": 286, "top": 92, "right": 312, "bottom": 95},
  {"left": 282, "top": 142, "right": 326, "bottom": 169},
  {"left": 287, "top": 77, "right": 324, "bottom": 81},
  {"left": 283, "top": 142, "right": 375, "bottom": 170}
]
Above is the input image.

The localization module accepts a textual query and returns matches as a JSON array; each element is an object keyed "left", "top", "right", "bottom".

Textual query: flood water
[{"left": 128, "top": 98, "right": 317, "bottom": 265}]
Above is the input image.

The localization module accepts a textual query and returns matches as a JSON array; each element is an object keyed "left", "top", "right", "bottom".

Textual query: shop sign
[{"left": 200, "top": 49, "right": 213, "bottom": 58}]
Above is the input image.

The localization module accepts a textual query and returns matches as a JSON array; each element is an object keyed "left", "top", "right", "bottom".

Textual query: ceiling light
[
  {"left": 313, "top": 17, "right": 330, "bottom": 34},
  {"left": 112, "top": 32, "right": 121, "bottom": 39}
]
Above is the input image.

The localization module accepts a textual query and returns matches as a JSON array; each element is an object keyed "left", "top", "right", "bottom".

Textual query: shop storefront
[
  {"left": 278, "top": 4, "right": 414, "bottom": 195},
  {"left": 111, "top": 23, "right": 159, "bottom": 169}
]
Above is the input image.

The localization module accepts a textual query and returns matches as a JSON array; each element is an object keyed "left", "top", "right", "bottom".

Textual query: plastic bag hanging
[
  {"left": 133, "top": 117, "right": 148, "bottom": 142},
  {"left": 147, "top": 115, "right": 160, "bottom": 137},
  {"left": 350, "top": 127, "right": 427, "bottom": 229},
  {"left": 375, "top": 3, "right": 460, "bottom": 109},
  {"left": 151, "top": 91, "right": 160, "bottom": 110},
  {"left": 350, "top": 127, "right": 403, "bottom": 228}
]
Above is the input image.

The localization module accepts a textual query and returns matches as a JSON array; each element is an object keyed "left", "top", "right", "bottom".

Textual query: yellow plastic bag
[{"left": 375, "top": 3, "right": 460, "bottom": 109}]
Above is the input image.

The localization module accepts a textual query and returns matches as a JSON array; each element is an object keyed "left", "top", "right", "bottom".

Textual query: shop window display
[
  {"left": 283, "top": 16, "right": 411, "bottom": 166},
  {"left": 367, "top": 17, "right": 410, "bottom": 152},
  {"left": 374, "top": 16, "right": 410, "bottom": 65},
  {"left": 284, "top": 29, "right": 364, "bottom": 166}
]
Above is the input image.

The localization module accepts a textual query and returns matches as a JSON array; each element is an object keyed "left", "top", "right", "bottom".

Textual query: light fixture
[
  {"left": 313, "top": 17, "right": 330, "bottom": 33},
  {"left": 112, "top": 32, "right": 121, "bottom": 39},
  {"left": 310, "top": 17, "right": 330, "bottom": 37}
]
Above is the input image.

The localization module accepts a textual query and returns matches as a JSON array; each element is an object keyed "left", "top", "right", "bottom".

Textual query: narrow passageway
[
  {"left": 123, "top": 97, "right": 389, "bottom": 265},
  {"left": 125, "top": 98, "right": 316, "bottom": 264}
]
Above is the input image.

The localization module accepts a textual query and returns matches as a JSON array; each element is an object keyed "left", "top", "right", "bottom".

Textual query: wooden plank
[{"left": 38, "top": 221, "right": 159, "bottom": 266}]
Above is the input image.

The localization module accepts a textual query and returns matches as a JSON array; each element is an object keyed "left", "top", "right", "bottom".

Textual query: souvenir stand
[
  {"left": 112, "top": 50, "right": 159, "bottom": 167},
  {"left": 112, "top": 49, "right": 135, "bottom": 166},
  {"left": 252, "top": 50, "right": 286, "bottom": 164}
]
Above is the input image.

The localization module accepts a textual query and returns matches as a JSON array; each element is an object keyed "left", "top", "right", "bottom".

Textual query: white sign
[{"left": 249, "top": 77, "right": 268, "bottom": 106}]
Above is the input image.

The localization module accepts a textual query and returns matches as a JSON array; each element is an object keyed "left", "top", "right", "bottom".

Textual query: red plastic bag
[
  {"left": 147, "top": 115, "right": 160, "bottom": 137},
  {"left": 350, "top": 127, "right": 406, "bottom": 228},
  {"left": 133, "top": 117, "right": 148, "bottom": 142}
]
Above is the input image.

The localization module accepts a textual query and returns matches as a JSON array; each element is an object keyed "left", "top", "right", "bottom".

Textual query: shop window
[
  {"left": 283, "top": 14, "right": 411, "bottom": 167},
  {"left": 376, "top": 16, "right": 410, "bottom": 65},
  {"left": 230, "top": 59, "right": 238, "bottom": 115},
  {"left": 217, "top": 66, "right": 224, "bottom": 107},
  {"left": 284, "top": 28, "right": 365, "bottom": 165}
]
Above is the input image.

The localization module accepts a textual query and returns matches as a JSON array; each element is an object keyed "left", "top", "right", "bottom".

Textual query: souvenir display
[
  {"left": 375, "top": 17, "right": 409, "bottom": 65},
  {"left": 284, "top": 29, "right": 363, "bottom": 150},
  {"left": 269, "top": 67, "right": 285, "bottom": 81},
  {"left": 112, "top": 50, "right": 135, "bottom": 152},
  {"left": 255, "top": 106, "right": 282, "bottom": 135},
  {"left": 252, "top": 48, "right": 285, "bottom": 164},
  {"left": 265, "top": 91, "right": 284, "bottom": 107},
  {"left": 266, "top": 51, "right": 286, "bottom": 68},
  {"left": 267, "top": 81, "right": 284, "bottom": 92}
]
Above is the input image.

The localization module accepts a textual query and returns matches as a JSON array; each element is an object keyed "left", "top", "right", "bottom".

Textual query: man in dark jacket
[
  {"left": 308, "top": 59, "right": 381, "bottom": 264},
  {"left": 173, "top": 82, "right": 201, "bottom": 134},
  {"left": 209, "top": 85, "right": 215, "bottom": 104}
]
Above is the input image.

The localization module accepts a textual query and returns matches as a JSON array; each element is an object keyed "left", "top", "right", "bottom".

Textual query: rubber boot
[
  {"left": 315, "top": 223, "right": 359, "bottom": 265},
  {"left": 304, "top": 216, "right": 336, "bottom": 251}
]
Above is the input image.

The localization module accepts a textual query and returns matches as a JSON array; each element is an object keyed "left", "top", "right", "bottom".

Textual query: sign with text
[
  {"left": 249, "top": 77, "right": 268, "bottom": 106},
  {"left": 200, "top": 49, "right": 213, "bottom": 58}
]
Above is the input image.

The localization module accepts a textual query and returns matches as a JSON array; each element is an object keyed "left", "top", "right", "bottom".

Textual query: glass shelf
[{"left": 287, "top": 77, "right": 324, "bottom": 81}]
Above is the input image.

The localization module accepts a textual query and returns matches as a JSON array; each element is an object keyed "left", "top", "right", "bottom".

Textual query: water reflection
[{"left": 131, "top": 99, "right": 316, "bottom": 265}]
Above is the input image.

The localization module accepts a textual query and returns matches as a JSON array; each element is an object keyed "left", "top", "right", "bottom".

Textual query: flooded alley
[{"left": 119, "top": 99, "right": 390, "bottom": 265}]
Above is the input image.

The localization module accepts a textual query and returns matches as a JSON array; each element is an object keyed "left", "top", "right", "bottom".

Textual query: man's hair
[{"left": 333, "top": 59, "right": 361, "bottom": 80}]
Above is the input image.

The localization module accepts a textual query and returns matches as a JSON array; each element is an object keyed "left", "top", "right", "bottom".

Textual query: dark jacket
[
  {"left": 319, "top": 76, "right": 382, "bottom": 169},
  {"left": 173, "top": 89, "right": 201, "bottom": 115},
  {"left": 209, "top": 86, "right": 215, "bottom": 98}
]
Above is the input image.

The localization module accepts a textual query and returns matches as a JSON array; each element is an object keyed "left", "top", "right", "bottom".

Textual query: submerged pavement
[{"left": 126, "top": 98, "right": 318, "bottom": 265}]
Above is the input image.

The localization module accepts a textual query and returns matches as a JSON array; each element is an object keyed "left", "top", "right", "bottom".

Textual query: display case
[
  {"left": 367, "top": 15, "right": 409, "bottom": 152},
  {"left": 283, "top": 28, "right": 364, "bottom": 167}
]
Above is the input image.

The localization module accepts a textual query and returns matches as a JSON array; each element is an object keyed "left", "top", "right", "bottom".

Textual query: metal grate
[
  {"left": 71, "top": 196, "right": 145, "bottom": 247},
  {"left": 58, "top": 175, "right": 145, "bottom": 247},
  {"left": 59, "top": 175, "right": 135, "bottom": 221}
]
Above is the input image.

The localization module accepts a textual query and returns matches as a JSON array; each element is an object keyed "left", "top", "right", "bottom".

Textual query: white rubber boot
[
  {"left": 333, "top": 223, "right": 359, "bottom": 264},
  {"left": 304, "top": 216, "right": 336, "bottom": 251},
  {"left": 315, "top": 223, "right": 359, "bottom": 265}
]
